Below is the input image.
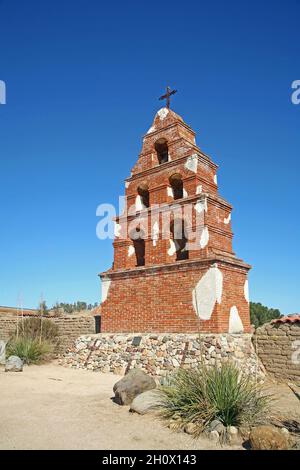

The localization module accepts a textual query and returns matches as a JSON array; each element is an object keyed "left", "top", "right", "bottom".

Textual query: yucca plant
[
  {"left": 159, "top": 363, "right": 271, "bottom": 437},
  {"left": 7, "top": 337, "right": 54, "bottom": 365}
]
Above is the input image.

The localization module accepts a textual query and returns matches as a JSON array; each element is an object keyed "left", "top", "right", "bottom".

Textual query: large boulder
[
  {"left": 130, "top": 389, "right": 162, "bottom": 414},
  {"left": 0, "top": 340, "right": 6, "bottom": 365},
  {"left": 5, "top": 355, "right": 23, "bottom": 372},
  {"left": 113, "top": 369, "right": 156, "bottom": 405},
  {"left": 249, "top": 425, "right": 290, "bottom": 450}
]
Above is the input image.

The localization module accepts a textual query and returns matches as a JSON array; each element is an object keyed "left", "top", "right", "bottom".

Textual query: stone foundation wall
[
  {"left": 59, "top": 332, "right": 263, "bottom": 378},
  {"left": 0, "top": 315, "right": 95, "bottom": 352},
  {"left": 254, "top": 322, "right": 300, "bottom": 382}
]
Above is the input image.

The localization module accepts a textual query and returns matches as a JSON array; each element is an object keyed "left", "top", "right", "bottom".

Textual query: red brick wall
[{"left": 101, "top": 261, "right": 250, "bottom": 334}]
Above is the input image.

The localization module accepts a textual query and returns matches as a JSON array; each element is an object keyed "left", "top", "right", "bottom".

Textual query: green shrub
[
  {"left": 16, "top": 317, "right": 59, "bottom": 345},
  {"left": 159, "top": 363, "right": 271, "bottom": 437},
  {"left": 6, "top": 337, "right": 54, "bottom": 365}
]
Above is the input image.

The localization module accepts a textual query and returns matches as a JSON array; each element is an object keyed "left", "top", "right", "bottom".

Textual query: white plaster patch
[
  {"left": 192, "top": 266, "right": 223, "bottom": 320},
  {"left": 244, "top": 280, "right": 249, "bottom": 303},
  {"left": 125, "top": 181, "right": 130, "bottom": 188},
  {"left": 114, "top": 222, "right": 121, "bottom": 238},
  {"left": 183, "top": 188, "right": 188, "bottom": 198},
  {"left": 167, "top": 186, "right": 173, "bottom": 197},
  {"left": 152, "top": 221, "right": 159, "bottom": 246},
  {"left": 200, "top": 226, "right": 209, "bottom": 248},
  {"left": 196, "top": 185, "right": 202, "bottom": 194},
  {"left": 147, "top": 125, "right": 156, "bottom": 134},
  {"left": 228, "top": 306, "right": 244, "bottom": 333},
  {"left": 224, "top": 213, "right": 231, "bottom": 225},
  {"left": 214, "top": 174, "right": 218, "bottom": 185},
  {"left": 167, "top": 239, "right": 176, "bottom": 256},
  {"left": 157, "top": 108, "right": 169, "bottom": 120},
  {"left": 128, "top": 245, "right": 135, "bottom": 257},
  {"left": 135, "top": 195, "right": 145, "bottom": 211},
  {"left": 185, "top": 154, "right": 198, "bottom": 173},
  {"left": 101, "top": 278, "right": 111, "bottom": 303},
  {"left": 194, "top": 198, "right": 207, "bottom": 214}
]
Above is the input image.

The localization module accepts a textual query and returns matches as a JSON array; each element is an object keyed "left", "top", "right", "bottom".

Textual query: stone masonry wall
[
  {"left": 0, "top": 315, "right": 95, "bottom": 352},
  {"left": 59, "top": 332, "right": 263, "bottom": 379},
  {"left": 254, "top": 322, "right": 300, "bottom": 382}
]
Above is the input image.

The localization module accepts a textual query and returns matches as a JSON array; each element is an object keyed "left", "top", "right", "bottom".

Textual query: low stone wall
[
  {"left": 59, "top": 333, "right": 263, "bottom": 378},
  {"left": 254, "top": 322, "right": 300, "bottom": 382},
  {"left": 0, "top": 315, "right": 95, "bottom": 352}
]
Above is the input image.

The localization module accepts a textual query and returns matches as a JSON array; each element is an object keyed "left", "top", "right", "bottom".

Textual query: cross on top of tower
[{"left": 159, "top": 86, "right": 177, "bottom": 109}]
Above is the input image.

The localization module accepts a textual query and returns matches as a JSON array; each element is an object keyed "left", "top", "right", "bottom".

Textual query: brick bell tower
[{"left": 99, "top": 89, "right": 251, "bottom": 334}]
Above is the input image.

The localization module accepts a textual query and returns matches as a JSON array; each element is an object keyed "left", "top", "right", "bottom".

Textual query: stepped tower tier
[{"left": 99, "top": 106, "right": 251, "bottom": 334}]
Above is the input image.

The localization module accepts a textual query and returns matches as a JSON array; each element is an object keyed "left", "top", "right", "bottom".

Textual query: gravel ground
[{"left": 0, "top": 362, "right": 234, "bottom": 450}]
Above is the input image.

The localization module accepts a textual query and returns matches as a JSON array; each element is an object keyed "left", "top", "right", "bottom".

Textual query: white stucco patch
[
  {"left": 135, "top": 195, "right": 145, "bottom": 211},
  {"left": 196, "top": 185, "right": 202, "bottom": 194},
  {"left": 147, "top": 125, "right": 156, "bottom": 134},
  {"left": 224, "top": 213, "right": 231, "bottom": 225},
  {"left": 192, "top": 266, "right": 223, "bottom": 320},
  {"left": 101, "top": 278, "right": 111, "bottom": 303},
  {"left": 194, "top": 198, "right": 207, "bottom": 214},
  {"left": 200, "top": 226, "right": 209, "bottom": 248},
  {"left": 167, "top": 186, "right": 173, "bottom": 197},
  {"left": 244, "top": 280, "right": 249, "bottom": 303},
  {"left": 183, "top": 188, "right": 188, "bottom": 198},
  {"left": 128, "top": 245, "right": 135, "bottom": 257},
  {"left": 228, "top": 306, "right": 244, "bottom": 333},
  {"left": 157, "top": 108, "right": 169, "bottom": 120},
  {"left": 125, "top": 181, "right": 130, "bottom": 189},
  {"left": 214, "top": 174, "right": 218, "bottom": 185},
  {"left": 185, "top": 154, "right": 198, "bottom": 173},
  {"left": 152, "top": 221, "right": 159, "bottom": 246},
  {"left": 114, "top": 222, "right": 121, "bottom": 238},
  {"left": 167, "top": 239, "right": 176, "bottom": 256}
]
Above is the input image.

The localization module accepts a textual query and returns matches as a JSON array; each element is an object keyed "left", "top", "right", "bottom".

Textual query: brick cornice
[
  {"left": 100, "top": 255, "right": 251, "bottom": 280},
  {"left": 127, "top": 151, "right": 218, "bottom": 183}
]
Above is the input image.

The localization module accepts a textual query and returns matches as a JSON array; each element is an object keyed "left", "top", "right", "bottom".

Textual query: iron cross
[{"left": 159, "top": 86, "right": 177, "bottom": 109}]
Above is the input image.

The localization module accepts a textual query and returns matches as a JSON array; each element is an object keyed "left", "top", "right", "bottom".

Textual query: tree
[
  {"left": 37, "top": 300, "right": 49, "bottom": 316},
  {"left": 250, "top": 302, "right": 282, "bottom": 328}
]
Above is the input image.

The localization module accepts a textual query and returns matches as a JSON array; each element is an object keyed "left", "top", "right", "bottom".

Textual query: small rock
[
  {"left": 130, "top": 390, "right": 162, "bottom": 415},
  {"left": 209, "top": 430, "right": 220, "bottom": 443},
  {"left": 209, "top": 419, "right": 225, "bottom": 434},
  {"left": 184, "top": 422, "right": 199, "bottom": 435},
  {"left": 227, "top": 426, "right": 239, "bottom": 444},
  {"left": 280, "top": 427, "right": 289, "bottom": 436},
  {"left": 249, "top": 425, "right": 290, "bottom": 450},
  {"left": 5, "top": 355, "right": 23, "bottom": 372},
  {"left": 228, "top": 425, "right": 238, "bottom": 436},
  {"left": 113, "top": 368, "right": 156, "bottom": 405}
]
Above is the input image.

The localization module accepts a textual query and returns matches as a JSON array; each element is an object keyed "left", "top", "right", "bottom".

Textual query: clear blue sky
[{"left": 0, "top": 0, "right": 299, "bottom": 313}]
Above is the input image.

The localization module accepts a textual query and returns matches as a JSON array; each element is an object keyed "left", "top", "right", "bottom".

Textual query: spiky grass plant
[
  {"left": 159, "top": 363, "right": 271, "bottom": 437},
  {"left": 7, "top": 337, "right": 54, "bottom": 365}
]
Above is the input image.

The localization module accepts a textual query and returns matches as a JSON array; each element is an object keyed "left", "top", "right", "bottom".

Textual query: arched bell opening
[
  {"left": 170, "top": 219, "right": 189, "bottom": 261},
  {"left": 137, "top": 183, "right": 150, "bottom": 208},
  {"left": 155, "top": 138, "right": 169, "bottom": 164},
  {"left": 169, "top": 173, "right": 183, "bottom": 200}
]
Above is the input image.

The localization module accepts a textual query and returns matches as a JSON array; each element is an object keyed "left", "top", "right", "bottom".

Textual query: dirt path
[{"left": 0, "top": 362, "right": 233, "bottom": 450}]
